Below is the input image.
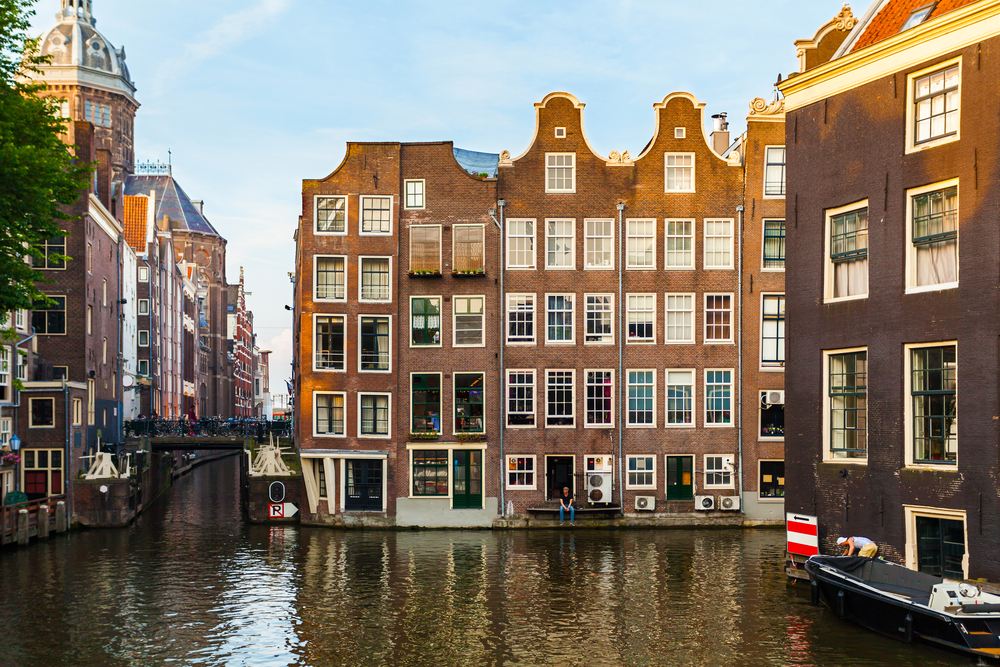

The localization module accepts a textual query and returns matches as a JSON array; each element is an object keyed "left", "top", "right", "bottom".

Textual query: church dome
[{"left": 37, "top": 0, "right": 131, "bottom": 84}]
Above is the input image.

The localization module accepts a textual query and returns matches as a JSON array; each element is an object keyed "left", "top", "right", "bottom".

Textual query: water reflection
[{"left": 0, "top": 457, "right": 971, "bottom": 666}]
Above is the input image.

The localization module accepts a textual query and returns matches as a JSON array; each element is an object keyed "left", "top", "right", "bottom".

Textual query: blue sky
[{"left": 31, "top": 0, "right": 846, "bottom": 397}]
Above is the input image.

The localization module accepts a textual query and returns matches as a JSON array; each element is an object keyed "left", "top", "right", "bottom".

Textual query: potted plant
[{"left": 409, "top": 431, "right": 440, "bottom": 440}]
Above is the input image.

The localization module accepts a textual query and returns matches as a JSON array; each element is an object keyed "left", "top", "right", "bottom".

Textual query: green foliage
[{"left": 0, "top": 0, "right": 93, "bottom": 313}]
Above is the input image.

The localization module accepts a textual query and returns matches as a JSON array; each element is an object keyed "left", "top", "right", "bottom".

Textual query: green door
[
  {"left": 916, "top": 516, "right": 965, "bottom": 579},
  {"left": 453, "top": 450, "right": 482, "bottom": 509},
  {"left": 666, "top": 456, "right": 693, "bottom": 500}
]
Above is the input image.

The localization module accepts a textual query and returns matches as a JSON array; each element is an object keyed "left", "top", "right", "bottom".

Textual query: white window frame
[
  {"left": 703, "top": 454, "right": 735, "bottom": 489},
  {"left": 674, "top": 127, "right": 686, "bottom": 139},
  {"left": 626, "top": 369, "right": 656, "bottom": 428},
  {"left": 584, "top": 219, "right": 614, "bottom": 270},
  {"left": 906, "top": 57, "right": 961, "bottom": 154},
  {"left": 905, "top": 178, "right": 959, "bottom": 294},
  {"left": 313, "top": 391, "right": 347, "bottom": 437},
  {"left": 505, "top": 455, "right": 538, "bottom": 490},
  {"left": 16, "top": 350, "right": 26, "bottom": 382},
  {"left": 14, "top": 309, "right": 25, "bottom": 331},
  {"left": 704, "top": 368, "right": 733, "bottom": 428},
  {"left": 664, "top": 152, "right": 695, "bottom": 193},
  {"left": 137, "top": 299, "right": 149, "bottom": 315},
  {"left": 404, "top": 179, "right": 425, "bottom": 210},
  {"left": 453, "top": 224, "right": 486, "bottom": 273},
  {"left": 138, "top": 265, "right": 149, "bottom": 282},
  {"left": 664, "top": 219, "right": 695, "bottom": 269},
  {"left": 904, "top": 341, "right": 958, "bottom": 470},
  {"left": 409, "top": 296, "right": 443, "bottom": 349},
  {"left": 760, "top": 293, "right": 785, "bottom": 370},
  {"left": 584, "top": 369, "right": 614, "bottom": 428},
  {"left": 823, "top": 346, "right": 869, "bottom": 464},
  {"left": 704, "top": 293, "right": 733, "bottom": 344},
  {"left": 626, "top": 293, "right": 656, "bottom": 344},
  {"left": 357, "top": 392, "right": 392, "bottom": 438},
  {"left": 824, "top": 200, "right": 870, "bottom": 303},
  {"left": 584, "top": 294, "right": 614, "bottom": 345},
  {"left": 759, "top": 391, "right": 785, "bottom": 442},
  {"left": 360, "top": 195, "right": 393, "bottom": 235},
  {"left": 554, "top": 127, "right": 566, "bottom": 139},
  {"left": 665, "top": 293, "right": 695, "bottom": 344},
  {"left": 626, "top": 455, "right": 657, "bottom": 490},
  {"left": 703, "top": 218, "right": 734, "bottom": 270},
  {"left": 545, "top": 218, "right": 576, "bottom": 270},
  {"left": 0, "top": 418, "right": 11, "bottom": 446},
  {"left": 626, "top": 218, "right": 656, "bottom": 269},
  {"left": 545, "top": 152, "right": 576, "bottom": 193},
  {"left": 408, "top": 224, "right": 442, "bottom": 274},
  {"left": 314, "top": 194, "right": 348, "bottom": 236},
  {"left": 138, "top": 330, "right": 149, "bottom": 347},
  {"left": 314, "top": 255, "right": 347, "bottom": 302},
  {"left": 506, "top": 293, "right": 535, "bottom": 345},
  {"left": 313, "top": 313, "right": 346, "bottom": 372},
  {"left": 358, "top": 256, "right": 392, "bottom": 303},
  {"left": 545, "top": 369, "right": 575, "bottom": 428},
  {"left": 453, "top": 295, "right": 485, "bottom": 348},
  {"left": 903, "top": 505, "right": 968, "bottom": 579},
  {"left": 506, "top": 219, "right": 536, "bottom": 269},
  {"left": 763, "top": 146, "right": 786, "bottom": 198},
  {"left": 506, "top": 369, "right": 536, "bottom": 428},
  {"left": 358, "top": 315, "right": 392, "bottom": 374},
  {"left": 137, "top": 359, "right": 149, "bottom": 376},
  {"left": 665, "top": 369, "right": 695, "bottom": 428},
  {"left": 761, "top": 219, "right": 786, "bottom": 272},
  {"left": 545, "top": 293, "right": 575, "bottom": 345}
]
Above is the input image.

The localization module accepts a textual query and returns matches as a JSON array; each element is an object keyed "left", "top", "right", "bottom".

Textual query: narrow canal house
[
  {"left": 781, "top": 0, "right": 1000, "bottom": 578},
  {"left": 294, "top": 93, "right": 785, "bottom": 527}
]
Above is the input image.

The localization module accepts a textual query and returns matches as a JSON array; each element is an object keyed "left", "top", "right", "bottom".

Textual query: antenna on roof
[{"left": 168, "top": 148, "right": 172, "bottom": 170}]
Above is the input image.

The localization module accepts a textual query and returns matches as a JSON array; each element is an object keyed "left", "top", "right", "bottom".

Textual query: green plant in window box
[
  {"left": 408, "top": 270, "right": 441, "bottom": 277},
  {"left": 456, "top": 432, "right": 485, "bottom": 442},
  {"left": 451, "top": 269, "right": 485, "bottom": 276},
  {"left": 409, "top": 431, "right": 440, "bottom": 440}
]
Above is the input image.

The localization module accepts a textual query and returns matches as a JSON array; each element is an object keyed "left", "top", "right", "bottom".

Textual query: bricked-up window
[
  {"left": 34, "top": 237, "right": 65, "bottom": 269},
  {"left": 455, "top": 373, "right": 485, "bottom": 433},
  {"left": 507, "top": 370, "right": 535, "bottom": 426},
  {"left": 546, "top": 219, "right": 575, "bottom": 269},
  {"left": 586, "top": 370, "right": 613, "bottom": 427},
  {"left": 764, "top": 146, "right": 786, "bottom": 196},
  {"left": 627, "top": 294, "right": 654, "bottom": 342},
  {"left": 704, "top": 219, "right": 733, "bottom": 269},
  {"left": 411, "top": 373, "right": 441, "bottom": 432},
  {"left": 628, "top": 370, "right": 655, "bottom": 426},
  {"left": 763, "top": 220, "right": 785, "bottom": 269},
  {"left": 704, "top": 294, "right": 732, "bottom": 343},
  {"left": 409, "top": 226, "right": 441, "bottom": 273},
  {"left": 705, "top": 370, "right": 733, "bottom": 426},
  {"left": 664, "top": 153, "right": 694, "bottom": 192},
  {"left": 665, "top": 293, "right": 694, "bottom": 343},
  {"left": 704, "top": 455, "right": 733, "bottom": 488},
  {"left": 453, "top": 224, "right": 485, "bottom": 273},
  {"left": 454, "top": 296, "right": 484, "bottom": 346},
  {"left": 404, "top": 180, "right": 425, "bottom": 209},
  {"left": 546, "top": 294, "right": 574, "bottom": 343},
  {"left": 546, "top": 370, "right": 574, "bottom": 427},
  {"left": 316, "top": 196, "right": 346, "bottom": 233},
  {"left": 506, "top": 220, "right": 535, "bottom": 269},
  {"left": 30, "top": 397, "right": 55, "bottom": 427},
  {"left": 759, "top": 460, "right": 785, "bottom": 498},
  {"left": 361, "top": 196, "right": 392, "bottom": 234},
  {"left": 545, "top": 153, "right": 575, "bottom": 193},
  {"left": 32, "top": 297, "right": 65, "bottom": 335},
  {"left": 412, "top": 450, "right": 448, "bottom": 496},
  {"left": 627, "top": 219, "right": 655, "bottom": 268},
  {"left": 910, "top": 184, "right": 957, "bottom": 289},
  {"left": 828, "top": 206, "right": 868, "bottom": 299},
  {"left": 911, "top": 344, "right": 957, "bottom": 465},
  {"left": 914, "top": 64, "right": 959, "bottom": 144},
  {"left": 585, "top": 294, "right": 613, "bottom": 344},
  {"left": 627, "top": 456, "right": 655, "bottom": 488},
  {"left": 360, "top": 257, "right": 390, "bottom": 301},
  {"left": 506, "top": 455, "right": 536, "bottom": 489},
  {"left": 665, "top": 220, "right": 694, "bottom": 269},
  {"left": 315, "top": 315, "right": 345, "bottom": 370},
  {"left": 666, "top": 370, "right": 693, "bottom": 426},
  {"left": 829, "top": 350, "right": 867, "bottom": 458},
  {"left": 410, "top": 297, "right": 441, "bottom": 346},
  {"left": 315, "top": 392, "right": 345, "bottom": 436},
  {"left": 359, "top": 393, "right": 390, "bottom": 436},
  {"left": 507, "top": 294, "right": 535, "bottom": 344},
  {"left": 585, "top": 219, "right": 614, "bottom": 269},
  {"left": 315, "top": 256, "right": 346, "bottom": 300},
  {"left": 761, "top": 295, "right": 785, "bottom": 367},
  {"left": 360, "top": 316, "right": 390, "bottom": 371}
]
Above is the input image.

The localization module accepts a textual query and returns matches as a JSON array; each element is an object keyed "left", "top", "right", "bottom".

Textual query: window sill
[
  {"left": 906, "top": 463, "right": 958, "bottom": 471},
  {"left": 757, "top": 497, "right": 785, "bottom": 503},
  {"left": 409, "top": 344, "right": 442, "bottom": 349},
  {"left": 905, "top": 282, "right": 958, "bottom": 295},
  {"left": 313, "top": 230, "right": 348, "bottom": 236},
  {"left": 758, "top": 436, "right": 785, "bottom": 442},
  {"left": 760, "top": 267, "right": 785, "bottom": 273},
  {"left": 824, "top": 294, "right": 868, "bottom": 304},
  {"left": 506, "top": 423, "right": 537, "bottom": 429},
  {"left": 759, "top": 366, "right": 785, "bottom": 373},
  {"left": 905, "top": 133, "right": 959, "bottom": 155},
  {"left": 313, "top": 433, "right": 347, "bottom": 438},
  {"left": 822, "top": 457, "right": 867, "bottom": 465},
  {"left": 505, "top": 486, "right": 538, "bottom": 492}
]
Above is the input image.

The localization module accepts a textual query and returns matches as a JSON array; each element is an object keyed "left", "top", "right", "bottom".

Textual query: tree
[{"left": 0, "top": 0, "right": 93, "bottom": 314}]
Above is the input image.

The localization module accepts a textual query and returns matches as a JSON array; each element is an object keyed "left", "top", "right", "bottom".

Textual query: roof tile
[
  {"left": 123, "top": 195, "right": 148, "bottom": 250},
  {"left": 851, "top": 0, "right": 980, "bottom": 52}
]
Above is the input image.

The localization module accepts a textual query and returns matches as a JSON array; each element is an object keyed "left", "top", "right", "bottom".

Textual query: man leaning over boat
[{"left": 837, "top": 536, "right": 877, "bottom": 557}]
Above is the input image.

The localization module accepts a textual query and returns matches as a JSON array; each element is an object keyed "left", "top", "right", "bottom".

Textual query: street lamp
[
  {"left": 8, "top": 434, "right": 20, "bottom": 496},
  {"left": 9, "top": 435, "right": 19, "bottom": 451}
]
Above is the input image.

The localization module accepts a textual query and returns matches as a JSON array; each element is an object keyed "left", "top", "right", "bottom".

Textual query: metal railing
[{"left": 123, "top": 418, "right": 291, "bottom": 440}]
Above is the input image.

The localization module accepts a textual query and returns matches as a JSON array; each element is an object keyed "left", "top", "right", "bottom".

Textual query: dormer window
[{"left": 900, "top": 3, "right": 936, "bottom": 32}]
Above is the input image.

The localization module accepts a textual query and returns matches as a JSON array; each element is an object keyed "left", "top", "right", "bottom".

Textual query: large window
[
  {"left": 361, "top": 195, "right": 392, "bottom": 234},
  {"left": 455, "top": 373, "right": 484, "bottom": 433},
  {"left": 910, "top": 344, "right": 957, "bottom": 465},
  {"left": 705, "top": 370, "right": 732, "bottom": 427},
  {"left": 22, "top": 449, "right": 62, "bottom": 500},
  {"left": 546, "top": 370, "right": 574, "bottom": 427},
  {"left": 665, "top": 220, "right": 694, "bottom": 269},
  {"left": 359, "top": 393, "right": 390, "bottom": 436},
  {"left": 410, "top": 297, "right": 441, "bottom": 347},
  {"left": 763, "top": 220, "right": 785, "bottom": 269},
  {"left": 404, "top": 180, "right": 425, "bottom": 209},
  {"left": 315, "top": 256, "right": 346, "bottom": 300},
  {"left": 908, "top": 183, "right": 957, "bottom": 291},
  {"left": 761, "top": 295, "right": 785, "bottom": 368},
  {"left": 627, "top": 370, "right": 655, "bottom": 427},
  {"left": 827, "top": 204, "right": 868, "bottom": 300},
  {"left": 35, "top": 236, "right": 65, "bottom": 269},
  {"left": 764, "top": 146, "right": 786, "bottom": 196},
  {"left": 315, "top": 392, "right": 345, "bottom": 436},
  {"left": 546, "top": 153, "right": 575, "bottom": 192},
  {"left": 704, "top": 219, "right": 733, "bottom": 269},
  {"left": 507, "top": 370, "right": 535, "bottom": 427},
  {"left": 546, "top": 294, "right": 574, "bottom": 343},
  {"left": 585, "top": 294, "right": 613, "bottom": 344},
  {"left": 316, "top": 196, "right": 346, "bottom": 233},
  {"left": 665, "top": 293, "right": 694, "bottom": 344},
  {"left": 666, "top": 370, "right": 694, "bottom": 426},
  {"left": 546, "top": 219, "right": 575, "bottom": 269},
  {"left": 507, "top": 294, "right": 535, "bottom": 344},
  {"left": 705, "top": 294, "right": 732, "bottom": 343},
  {"left": 454, "top": 296, "right": 484, "bottom": 346},
  {"left": 411, "top": 373, "right": 441, "bottom": 433},
  {"left": 359, "top": 316, "right": 390, "bottom": 371},
  {"left": 585, "top": 219, "right": 614, "bottom": 269},
  {"left": 314, "top": 315, "right": 345, "bottom": 370},
  {"left": 759, "top": 461, "right": 785, "bottom": 499},
  {"left": 665, "top": 153, "right": 694, "bottom": 192},
  {"left": 585, "top": 370, "right": 613, "bottom": 427},
  {"left": 506, "top": 455, "right": 536, "bottom": 489},
  {"left": 913, "top": 63, "right": 959, "bottom": 146},
  {"left": 409, "top": 226, "right": 441, "bottom": 274},
  {"left": 412, "top": 450, "right": 448, "bottom": 496},
  {"left": 507, "top": 219, "right": 535, "bottom": 269},
  {"left": 828, "top": 350, "right": 867, "bottom": 459},
  {"left": 627, "top": 456, "right": 656, "bottom": 489},
  {"left": 454, "top": 225, "right": 485, "bottom": 273},
  {"left": 32, "top": 296, "right": 66, "bottom": 335},
  {"left": 704, "top": 455, "right": 733, "bottom": 489},
  {"left": 360, "top": 257, "right": 390, "bottom": 301},
  {"left": 627, "top": 294, "right": 655, "bottom": 343},
  {"left": 627, "top": 219, "right": 655, "bottom": 269}
]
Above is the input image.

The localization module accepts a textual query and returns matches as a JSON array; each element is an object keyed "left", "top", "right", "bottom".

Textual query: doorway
[
  {"left": 546, "top": 456, "right": 575, "bottom": 501},
  {"left": 452, "top": 450, "right": 482, "bottom": 509},
  {"left": 916, "top": 515, "right": 965, "bottom": 579}
]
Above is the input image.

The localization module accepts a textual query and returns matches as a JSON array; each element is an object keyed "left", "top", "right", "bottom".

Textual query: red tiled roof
[
  {"left": 851, "top": 0, "right": 980, "bottom": 52},
  {"left": 123, "top": 195, "right": 148, "bottom": 250}
]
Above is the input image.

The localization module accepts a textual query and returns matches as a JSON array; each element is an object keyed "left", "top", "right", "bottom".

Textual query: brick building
[{"left": 227, "top": 269, "right": 253, "bottom": 418}]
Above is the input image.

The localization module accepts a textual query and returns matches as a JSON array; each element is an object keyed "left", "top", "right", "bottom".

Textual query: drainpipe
[
  {"left": 489, "top": 199, "right": 505, "bottom": 517},
  {"left": 616, "top": 201, "right": 625, "bottom": 514},
  {"left": 736, "top": 204, "right": 745, "bottom": 514}
]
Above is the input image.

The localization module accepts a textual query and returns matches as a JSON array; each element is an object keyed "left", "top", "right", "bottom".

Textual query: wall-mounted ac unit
[
  {"left": 765, "top": 390, "right": 785, "bottom": 406},
  {"left": 695, "top": 495, "right": 715, "bottom": 511},
  {"left": 585, "top": 456, "right": 613, "bottom": 504},
  {"left": 634, "top": 495, "right": 655, "bottom": 511},
  {"left": 719, "top": 495, "right": 741, "bottom": 511}
]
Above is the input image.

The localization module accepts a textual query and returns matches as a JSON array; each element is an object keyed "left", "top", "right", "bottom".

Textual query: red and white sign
[
  {"left": 786, "top": 512, "right": 819, "bottom": 557},
  {"left": 268, "top": 503, "right": 298, "bottom": 519}
]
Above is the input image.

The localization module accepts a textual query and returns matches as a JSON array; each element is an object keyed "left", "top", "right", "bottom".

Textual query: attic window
[
  {"left": 900, "top": 3, "right": 936, "bottom": 32},
  {"left": 674, "top": 127, "right": 686, "bottom": 139},
  {"left": 554, "top": 127, "right": 566, "bottom": 138}
]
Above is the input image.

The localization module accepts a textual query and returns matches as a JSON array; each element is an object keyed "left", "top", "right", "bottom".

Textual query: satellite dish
[{"left": 123, "top": 375, "right": 135, "bottom": 388}]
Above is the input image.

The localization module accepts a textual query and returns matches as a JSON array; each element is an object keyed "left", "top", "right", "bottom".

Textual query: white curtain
[
  {"left": 376, "top": 319, "right": 389, "bottom": 368},
  {"left": 916, "top": 240, "right": 957, "bottom": 287},
  {"left": 834, "top": 258, "right": 868, "bottom": 298}
]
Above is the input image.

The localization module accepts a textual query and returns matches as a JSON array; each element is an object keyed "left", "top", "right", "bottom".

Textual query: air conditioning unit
[
  {"left": 634, "top": 495, "right": 655, "bottom": 511},
  {"left": 586, "top": 456, "right": 613, "bottom": 504},
  {"left": 695, "top": 495, "right": 715, "bottom": 511},
  {"left": 719, "top": 495, "right": 741, "bottom": 511},
  {"left": 765, "top": 390, "right": 785, "bottom": 406}
]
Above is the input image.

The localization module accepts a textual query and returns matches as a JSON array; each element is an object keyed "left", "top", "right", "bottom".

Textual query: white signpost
[{"left": 268, "top": 503, "right": 298, "bottom": 519}]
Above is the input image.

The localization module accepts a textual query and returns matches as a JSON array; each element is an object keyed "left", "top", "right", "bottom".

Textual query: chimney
[
  {"left": 191, "top": 200, "right": 204, "bottom": 214},
  {"left": 711, "top": 113, "right": 730, "bottom": 155}
]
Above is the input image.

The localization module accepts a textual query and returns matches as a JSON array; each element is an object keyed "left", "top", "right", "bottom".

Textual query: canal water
[{"left": 0, "top": 456, "right": 973, "bottom": 667}]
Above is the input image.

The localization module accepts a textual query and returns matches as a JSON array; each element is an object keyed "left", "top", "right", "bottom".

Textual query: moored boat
[{"left": 806, "top": 555, "right": 1000, "bottom": 660}]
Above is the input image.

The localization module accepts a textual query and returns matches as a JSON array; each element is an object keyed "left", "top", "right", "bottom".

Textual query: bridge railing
[
  {"left": 123, "top": 418, "right": 292, "bottom": 440},
  {"left": 1, "top": 494, "right": 67, "bottom": 546}
]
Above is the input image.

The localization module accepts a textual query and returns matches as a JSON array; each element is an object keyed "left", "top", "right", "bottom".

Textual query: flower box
[
  {"left": 456, "top": 432, "right": 485, "bottom": 442},
  {"left": 408, "top": 270, "right": 442, "bottom": 277},
  {"left": 409, "top": 431, "right": 440, "bottom": 440},
  {"left": 451, "top": 269, "right": 485, "bottom": 277}
]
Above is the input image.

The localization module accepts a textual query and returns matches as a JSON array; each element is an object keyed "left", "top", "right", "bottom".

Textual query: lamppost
[{"left": 9, "top": 434, "right": 20, "bottom": 495}]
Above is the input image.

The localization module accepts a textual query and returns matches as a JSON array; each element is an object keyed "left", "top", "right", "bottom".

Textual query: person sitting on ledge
[
  {"left": 838, "top": 535, "right": 877, "bottom": 557},
  {"left": 559, "top": 486, "right": 575, "bottom": 524}
]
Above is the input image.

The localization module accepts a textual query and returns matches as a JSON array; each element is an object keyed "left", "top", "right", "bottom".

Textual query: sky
[{"left": 30, "top": 0, "right": 850, "bottom": 401}]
